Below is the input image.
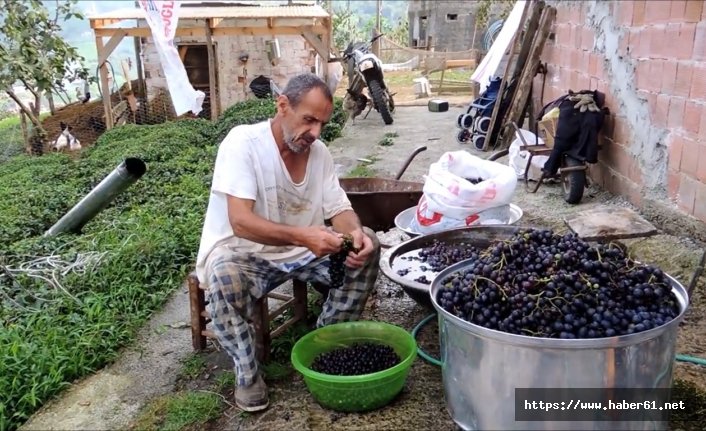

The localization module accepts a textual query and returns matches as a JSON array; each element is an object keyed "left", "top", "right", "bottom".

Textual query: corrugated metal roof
[{"left": 88, "top": 4, "right": 329, "bottom": 21}]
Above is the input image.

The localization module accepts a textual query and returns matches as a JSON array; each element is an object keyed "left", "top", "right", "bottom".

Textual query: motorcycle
[{"left": 342, "top": 33, "right": 395, "bottom": 125}]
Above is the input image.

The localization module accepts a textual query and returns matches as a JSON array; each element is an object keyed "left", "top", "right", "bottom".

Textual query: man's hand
[
  {"left": 345, "top": 228, "right": 374, "bottom": 269},
  {"left": 299, "top": 226, "right": 343, "bottom": 257}
]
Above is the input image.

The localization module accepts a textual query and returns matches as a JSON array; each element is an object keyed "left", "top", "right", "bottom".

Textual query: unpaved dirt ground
[{"left": 21, "top": 105, "right": 706, "bottom": 431}]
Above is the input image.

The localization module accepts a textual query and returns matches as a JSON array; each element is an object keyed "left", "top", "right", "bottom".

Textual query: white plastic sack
[
  {"left": 508, "top": 129, "right": 549, "bottom": 181},
  {"left": 414, "top": 151, "right": 517, "bottom": 233},
  {"left": 411, "top": 199, "right": 517, "bottom": 234},
  {"left": 139, "top": 1, "right": 205, "bottom": 116}
]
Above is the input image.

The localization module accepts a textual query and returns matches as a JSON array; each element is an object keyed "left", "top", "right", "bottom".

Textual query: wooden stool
[{"left": 187, "top": 272, "right": 308, "bottom": 363}]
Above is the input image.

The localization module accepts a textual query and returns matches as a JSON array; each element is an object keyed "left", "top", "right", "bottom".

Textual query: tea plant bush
[
  {"left": 0, "top": 96, "right": 347, "bottom": 431},
  {"left": 213, "top": 96, "right": 346, "bottom": 145}
]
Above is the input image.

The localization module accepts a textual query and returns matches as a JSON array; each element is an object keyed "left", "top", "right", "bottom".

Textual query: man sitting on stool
[{"left": 195, "top": 73, "right": 380, "bottom": 412}]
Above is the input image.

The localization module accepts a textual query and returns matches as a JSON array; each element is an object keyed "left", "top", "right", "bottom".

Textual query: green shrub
[
  {"left": 0, "top": 95, "right": 347, "bottom": 430},
  {"left": 213, "top": 96, "right": 347, "bottom": 145}
]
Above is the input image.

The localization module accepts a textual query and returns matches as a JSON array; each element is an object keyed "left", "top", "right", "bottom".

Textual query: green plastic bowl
[{"left": 290, "top": 320, "right": 417, "bottom": 412}]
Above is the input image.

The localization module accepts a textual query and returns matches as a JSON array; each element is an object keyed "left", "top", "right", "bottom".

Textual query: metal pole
[{"left": 44, "top": 158, "right": 147, "bottom": 236}]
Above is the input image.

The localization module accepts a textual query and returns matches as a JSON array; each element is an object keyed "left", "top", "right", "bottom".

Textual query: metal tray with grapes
[{"left": 380, "top": 225, "right": 527, "bottom": 308}]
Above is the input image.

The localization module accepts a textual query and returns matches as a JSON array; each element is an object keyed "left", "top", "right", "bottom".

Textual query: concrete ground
[{"left": 21, "top": 105, "right": 706, "bottom": 431}]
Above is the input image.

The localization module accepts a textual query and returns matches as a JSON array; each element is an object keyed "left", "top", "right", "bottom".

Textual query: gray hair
[{"left": 282, "top": 73, "right": 333, "bottom": 107}]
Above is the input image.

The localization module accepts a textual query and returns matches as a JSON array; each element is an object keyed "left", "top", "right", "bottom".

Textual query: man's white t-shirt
[{"left": 195, "top": 120, "right": 353, "bottom": 283}]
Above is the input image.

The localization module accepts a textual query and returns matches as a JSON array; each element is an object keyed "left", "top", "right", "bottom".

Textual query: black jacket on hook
[{"left": 542, "top": 90, "right": 606, "bottom": 176}]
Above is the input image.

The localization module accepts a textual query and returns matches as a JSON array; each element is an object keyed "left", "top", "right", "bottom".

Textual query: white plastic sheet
[
  {"left": 139, "top": 0, "right": 205, "bottom": 116},
  {"left": 471, "top": 1, "right": 527, "bottom": 94}
]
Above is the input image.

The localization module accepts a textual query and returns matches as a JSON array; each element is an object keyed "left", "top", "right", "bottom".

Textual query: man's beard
[{"left": 283, "top": 128, "right": 314, "bottom": 154}]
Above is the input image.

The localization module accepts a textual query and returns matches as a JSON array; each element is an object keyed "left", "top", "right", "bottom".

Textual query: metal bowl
[
  {"left": 393, "top": 203, "right": 524, "bottom": 237},
  {"left": 379, "top": 225, "right": 526, "bottom": 308}
]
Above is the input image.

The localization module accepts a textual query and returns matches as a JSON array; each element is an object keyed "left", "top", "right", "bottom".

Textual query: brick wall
[
  {"left": 141, "top": 18, "right": 317, "bottom": 112},
  {"left": 536, "top": 0, "right": 706, "bottom": 223}
]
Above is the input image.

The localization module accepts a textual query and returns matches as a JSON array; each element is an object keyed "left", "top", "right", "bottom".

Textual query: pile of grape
[
  {"left": 329, "top": 234, "right": 357, "bottom": 289},
  {"left": 311, "top": 342, "right": 401, "bottom": 376},
  {"left": 436, "top": 228, "right": 680, "bottom": 339}
]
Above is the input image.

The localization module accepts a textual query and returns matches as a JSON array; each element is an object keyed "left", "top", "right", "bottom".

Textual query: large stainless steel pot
[{"left": 430, "top": 259, "right": 690, "bottom": 431}]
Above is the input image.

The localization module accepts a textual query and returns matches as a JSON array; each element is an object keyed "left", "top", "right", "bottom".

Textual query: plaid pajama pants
[{"left": 203, "top": 227, "right": 380, "bottom": 387}]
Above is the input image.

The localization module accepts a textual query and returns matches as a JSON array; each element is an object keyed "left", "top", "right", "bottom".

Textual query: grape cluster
[
  {"left": 329, "top": 234, "right": 357, "bottom": 290},
  {"left": 418, "top": 240, "right": 482, "bottom": 273},
  {"left": 436, "top": 228, "right": 680, "bottom": 339},
  {"left": 311, "top": 342, "right": 401, "bottom": 376}
]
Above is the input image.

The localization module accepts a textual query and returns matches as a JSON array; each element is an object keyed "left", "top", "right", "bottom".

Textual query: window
[{"left": 447, "top": 13, "right": 458, "bottom": 21}]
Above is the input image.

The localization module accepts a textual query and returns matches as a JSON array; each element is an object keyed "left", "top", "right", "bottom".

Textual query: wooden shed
[{"left": 88, "top": 2, "right": 333, "bottom": 128}]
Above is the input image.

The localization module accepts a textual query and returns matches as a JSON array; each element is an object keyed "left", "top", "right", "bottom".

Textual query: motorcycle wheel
[
  {"left": 368, "top": 79, "right": 393, "bottom": 125},
  {"left": 562, "top": 156, "right": 586, "bottom": 204}
]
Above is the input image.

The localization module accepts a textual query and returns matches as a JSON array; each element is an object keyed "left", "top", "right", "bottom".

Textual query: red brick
[
  {"left": 633, "top": 1, "right": 647, "bottom": 26},
  {"left": 700, "top": 106, "right": 706, "bottom": 140},
  {"left": 581, "top": 27, "right": 594, "bottom": 51},
  {"left": 683, "top": 101, "right": 702, "bottom": 134},
  {"left": 667, "top": 170, "right": 681, "bottom": 200},
  {"left": 685, "top": 0, "right": 704, "bottom": 22},
  {"left": 650, "top": 60, "right": 665, "bottom": 92},
  {"left": 653, "top": 94, "right": 671, "bottom": 127},
  {"left": 695, "top": 181, "right": 706, "bottom": 223},
  {"left": 669, "top": 133, "right": 684, "bottom": 171},
  {"left": 681, "top": 136, "right": 700, "bottom": 176},
  {"left": 670, "top": 0, "right": 687, "bottom": 18},
  {"left": 668, "top": 97, "right": 686, "bottom": 129},
  {"left": 618, "top": 1, "right": 635, "bottom": 26},
  {"left": 690, "top": 64, "right": 706, "bottom": 101},
  {"left": 636, "top": 59, "right": 650, "bottom": 90},
  {"left": 661, "top": 60, "right": 678, "bottom": 94},
  {"left": 578, "top": 73, "right": 591, "bottom": 91},
  {"left": 676, "top": 23, "right": 696, "bottom": 60},
  {"left": 556, "top": 23, "right": 571, "bottom": 47},
  {"left": 644, "top": 0, "right": 672, "bottom": 23},
  {"left": 589, "top": 53, "right": 599, "bottom": 77},
  {"left": 631, "top": 27, "right": 644, "bottom": 56},
  {"left": 648, "top": 26, "right": 668, "bottom": 59},
  {"left": 695, "top": 22, "right": 706, "bottom": 61},
  {"left": 675, "top": 62, "right": 693, "bottom": 98},
  {"left": 697, "top": 147, "right": 706, "bottom": 183},
  {"left": 571, "top": 49, "right": 581, "bottom": 70},
  {"left": 570, "top": 70, "right": 580, "bottom": 91},
  {"left": 677, "top": 175, "right": 698, "bottom": 214},
  {"left": 613, "top": 116, "right": 630, "bottom": 145},
  {"left": 556, "top": 6, "right": 570, "bottom": 23}
]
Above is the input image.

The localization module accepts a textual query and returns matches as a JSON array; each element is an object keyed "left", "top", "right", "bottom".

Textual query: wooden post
[
  {"left": 188, "top": 273, "right": 208, "bottom": 351},
  {"left": 133, "top": 1, "right": 145, "bottom": 99},
  {"left": 322, "top": 16, "right": 332, "bottom": 85},
  {"left": 499, "top": 6, "right": 556, "bottom": 150},
  {"left": 96, "top": 36, "right": 114, "bottom": 130},
  {"left": 205, "top": 19, "right": 219, "bottom": 120},
  {"left": 373, "top": 0, "right": 382, "bottom": 57},
  {"left": 252, "top": 296, "right": 270, "bottom": 363},
  {"left": 481, "top": 1, "right": 532, "bottom": 151}
]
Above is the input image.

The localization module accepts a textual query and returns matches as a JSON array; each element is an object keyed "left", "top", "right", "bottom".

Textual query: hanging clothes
[{"left": 542, "top": 91, "right": 606, "bottom": 175}]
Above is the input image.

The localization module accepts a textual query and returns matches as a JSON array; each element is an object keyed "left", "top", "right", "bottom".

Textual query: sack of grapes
[{"left": 418, "top": 151, "right": 517, "bottom": 226}]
